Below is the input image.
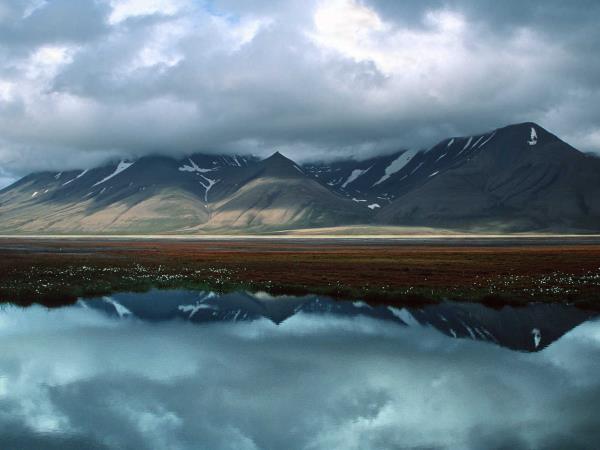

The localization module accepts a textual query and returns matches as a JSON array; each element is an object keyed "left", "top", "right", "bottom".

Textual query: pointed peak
[
  {"left": 259, "top": 151, "right": 306, "bottom": 178},
  {"left": 266, "top": 151, "right": 287, "bottom": 160},
  {"left": 263, "top": 151, "right": 296, "bottom": 164}
]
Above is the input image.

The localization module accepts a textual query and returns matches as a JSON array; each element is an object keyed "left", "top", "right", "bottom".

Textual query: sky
[
  {"left": 1, "top": 304, "right": 600, "bottom": 449},
  {"left": 0, "top": 0, "right": 599, "bottom": 186}
]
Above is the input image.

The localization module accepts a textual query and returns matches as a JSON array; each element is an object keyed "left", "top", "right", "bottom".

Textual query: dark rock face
[{"left": 306, "top": 122, "right": 600, "bottom": 231}]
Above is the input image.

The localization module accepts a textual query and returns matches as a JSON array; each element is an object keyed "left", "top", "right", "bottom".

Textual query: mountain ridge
[{"left": 2, "top": 122, "right": 600, "bottom": 233}]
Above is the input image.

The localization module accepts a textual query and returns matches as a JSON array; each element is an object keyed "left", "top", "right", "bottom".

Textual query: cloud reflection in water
[{"left": 0, "top": 305, "right": 599, "bottom": 450}]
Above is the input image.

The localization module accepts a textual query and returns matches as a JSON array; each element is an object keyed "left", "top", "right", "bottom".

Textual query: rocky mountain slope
[
  {"left": 1, "top": 122, "right": 599, "bottom": 233},
  {"left": 306, "top": 122, "right": 600, "bottom": 231},
  {"left": 0, "top": 151, "right": 365, "bottom": 233}
]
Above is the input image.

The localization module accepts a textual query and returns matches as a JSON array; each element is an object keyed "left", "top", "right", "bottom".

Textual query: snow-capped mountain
[
  {"left": 1, "top": 122, "right": 600, "bottom": 232},
  {"left": 81, "top": 289, "right": 598, "bottom": 352}
]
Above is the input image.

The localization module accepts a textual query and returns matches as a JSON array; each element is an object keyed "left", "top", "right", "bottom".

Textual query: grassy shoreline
[{"left": 2, "top": 238, "right": 600, "bottom": 309}]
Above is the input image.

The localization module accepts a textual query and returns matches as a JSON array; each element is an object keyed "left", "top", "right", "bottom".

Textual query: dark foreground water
[{"left": 1, "top": 290, "right": 600, "bottom": 449}]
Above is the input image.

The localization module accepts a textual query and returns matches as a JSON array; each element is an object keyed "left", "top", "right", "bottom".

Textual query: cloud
[
  {"left": 0, "top": 0, "right": 599, "bottom": 182},
  {"left": 0, "top": 305, "right": 599, "bottom": 449}
]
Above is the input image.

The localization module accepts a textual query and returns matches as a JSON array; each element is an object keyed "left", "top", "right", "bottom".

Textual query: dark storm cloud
[
  {"left": 0, "top": 0, "right": 599, "bottom": 185},
  {"left": 1, "top": 306, "right": 600, "bottom": 449}
]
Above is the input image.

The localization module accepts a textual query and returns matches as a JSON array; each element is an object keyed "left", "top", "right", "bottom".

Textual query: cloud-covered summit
[{"left": 0, "top": 0, "right": 599, "bottom": 184}]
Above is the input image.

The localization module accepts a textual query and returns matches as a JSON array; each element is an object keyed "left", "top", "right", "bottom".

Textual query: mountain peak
[
  {"left": 257, "top": 151, "right": 307, "bottom": 178},
  {"left": 265, "top": 151, "right": 289, "bottom": 161},
  {"left": 503, "top": 121, "right": 545, "bottom": 133},
  {"left": 493, "top": 121, "right": 563, "bottom": 149},
  {"left": 263, "top": 151, "right": 297, "bottom": 167}
]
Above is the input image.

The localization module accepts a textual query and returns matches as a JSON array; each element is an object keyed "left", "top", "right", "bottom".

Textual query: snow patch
[
  {"left": 352, "top": 301, "right": 372, "bottom": 309},
  {"left": 102, "top": 297, "right": 132, "bottom": 318},
  {"left": 352, "top": 198, "right": 367, "bottom": 202},
  {"left": 446, "top": 138, "right": 455, "bottom": 148},
  {"left": 342, "top": 166, "right": 371, "bottom": 188},
  {"left": 435, "top": 153, "right": 447, "bottom": 162},
  {"left": 373, "top": 149, "right": 419, "bottom": 186},
  {"left": 532, "top": 328, "right": 541, "bottom": 348},
  {"left": 464, "top": 325, "right": 476, "bottom": 339},
  {"left": 367, "top": 203, "right": 380, "bottom": 210},
  {"left": 179, "top": 158, "right": 215, "bottom": 173},
  {"left": 388, "top": 307, "right": 420, "bottom": 326},
  {"left": 31, "top": 191, "right": 38, "bottom": 198},
  {"left": 528, "top": 127, "right": 538, "bottom": 146},
  {"left": 428, "top": 171, "right": 439, "bottom": 178},
  {"left": 178, "top": 302, "right": 216, "bottom": 319},
  {"left": 93, "top": 161, "right": 134, "bottom": 187},
  {"left": 54, "top": 172, "right": 62, "bottom": 180}
]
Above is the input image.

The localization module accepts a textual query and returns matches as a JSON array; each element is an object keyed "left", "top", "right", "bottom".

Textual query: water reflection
[
  {"left": 81, "top": 289, "right": 596, "bottom": 352},
  {"left": 0, "top": 291, "right": 599, "bottom": 449}
]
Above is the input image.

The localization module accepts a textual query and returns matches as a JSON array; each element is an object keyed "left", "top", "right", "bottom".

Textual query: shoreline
[{"left": 2, "top": 233, "right": 600, "bottom": 240}]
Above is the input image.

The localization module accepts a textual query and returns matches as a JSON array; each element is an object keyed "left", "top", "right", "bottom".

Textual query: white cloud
[
  {"left": 24, "top": 45, "right": 76, "bottom": 79},
  {"left": 0, "top": 0, "right": 599, "bottom": 179},
  {"left": 108, "top": 0, "right": 189, "bottom": 24}
]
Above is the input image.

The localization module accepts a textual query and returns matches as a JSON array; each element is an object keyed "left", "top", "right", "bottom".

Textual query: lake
[{"left": 1, "top": 289, "right": 599, "bottom": 449}]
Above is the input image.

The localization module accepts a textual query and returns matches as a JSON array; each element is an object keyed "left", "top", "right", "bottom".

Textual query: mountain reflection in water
[
  {"left": 82, "top": 289, "right": 596, "bottom": 352},
  {"left": 0, "top": 290, "right": 599, "bottom": 449}
]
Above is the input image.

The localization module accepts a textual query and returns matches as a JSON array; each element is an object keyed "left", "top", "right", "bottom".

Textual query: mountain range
[{"left": 2, "top": 122, "right": 600, "bottom": 233}]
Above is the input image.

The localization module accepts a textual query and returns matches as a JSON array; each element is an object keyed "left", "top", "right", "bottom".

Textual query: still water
[{"left": 1, "top": 289, "right": 599, "bottom": 449}]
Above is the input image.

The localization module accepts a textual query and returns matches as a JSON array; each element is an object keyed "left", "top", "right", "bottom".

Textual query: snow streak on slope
[
  {"left": 374, "top": 149, "right": 419, "bottom": 186},
  {"left": 342, "top": 167, "right": 371, "bottom": 188},
  {"left": 199, "top": 175, "right": 218, "bottom": 202},
  {"left": 388, "top": 307, "right": 420, "bottom": 326},
  {"left": 63, "top": 169, "right": 89, "bottom": 186},
  {"left": 457, "top": 137, "right": 473, "bottom": 155},
  {"left": 93, "top": 161, "right": 135, "bottom": 187},
  {"left": 477, "top": 132, "right": 496, "bottom": 148}
]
